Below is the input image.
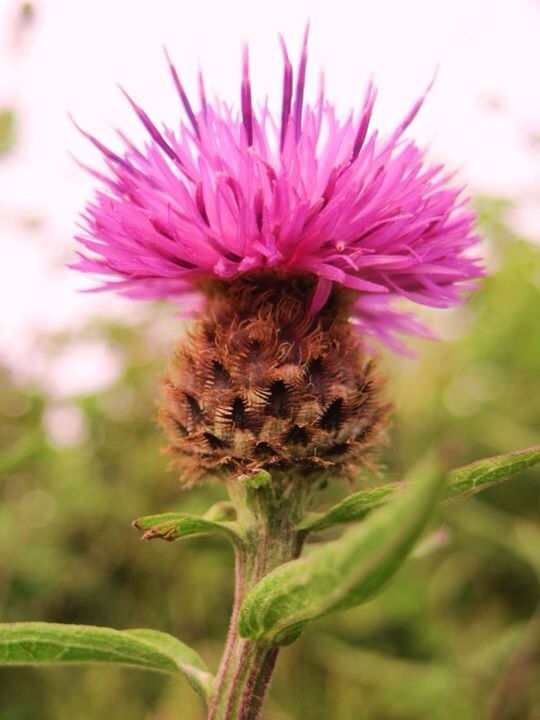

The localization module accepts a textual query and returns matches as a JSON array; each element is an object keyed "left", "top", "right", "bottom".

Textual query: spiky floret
[
  {"left": 159, "top": 275, "right": 388, "bottom": 485},
  {"left": 72, "top": 30, "right": 483, "bottom": 353}
]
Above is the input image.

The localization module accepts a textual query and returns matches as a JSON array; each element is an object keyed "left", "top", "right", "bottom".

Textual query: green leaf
[
  {"left": 300, "top": 444, "right": 540, "bottom": 532},
  {"left": 444, "top": 444, "right": 540, "bottom": 501},
  {"left": 123, "top": 628, "right": 213, "bottom": 698},
  {"left": 239, "top": 457, "right": 444, "bottom": 645},
  {"left": 133, "top": 505, "right": 242, "bottom": 546},
  {"left": 298, "top": 483, "right": 399, "bottom": 532},
  {"left": 0, "top": 622, "right": 213, "bottom": 700}
]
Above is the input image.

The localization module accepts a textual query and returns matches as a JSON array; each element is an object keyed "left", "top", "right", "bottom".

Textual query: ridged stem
[{"left": 207, "top": 474, "right": 311, "bottom": 720}]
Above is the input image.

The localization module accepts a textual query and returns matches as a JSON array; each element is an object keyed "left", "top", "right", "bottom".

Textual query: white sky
[{"left": 0, "top": 0, "right": 539, "bottom": 386}]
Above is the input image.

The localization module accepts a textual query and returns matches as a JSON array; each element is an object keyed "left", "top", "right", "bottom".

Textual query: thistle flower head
[{"left": 73, "top": 30, "right": 482, "bottom": 353}]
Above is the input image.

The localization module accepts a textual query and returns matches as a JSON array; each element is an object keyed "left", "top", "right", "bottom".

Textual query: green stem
[{"left": 207, "top": 474, "right": 311, "bottom": 720}]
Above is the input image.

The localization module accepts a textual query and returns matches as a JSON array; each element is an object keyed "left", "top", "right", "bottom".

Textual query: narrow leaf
[
  {"left": 133, "top": 508, "right": 242, "bottom": 546},
  {"left": 239, "top": 457, "right": 444, "bottom": 645},
  {"left": 0, "top": 622, "right": 213, "bottom": 699},
  {"left": 298, "top": 483, "right": 398, "bottom": 532},
  {"left": 124, "top": 628, "right": 213, "bottom": 698},
  {"left": 444, "top": 444, "right": 540, "bottom": 501},
  {"left": 300, "top": 444, "right": 540, "bottom": 532}
]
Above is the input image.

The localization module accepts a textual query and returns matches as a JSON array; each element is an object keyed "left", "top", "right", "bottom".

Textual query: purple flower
[{"left": 72, "top": 30, "right": 483, "bottom": 354}]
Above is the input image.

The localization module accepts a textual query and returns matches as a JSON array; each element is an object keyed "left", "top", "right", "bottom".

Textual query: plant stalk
[{"left": 207, "top": 474, "right": 311, "bottom": 720}]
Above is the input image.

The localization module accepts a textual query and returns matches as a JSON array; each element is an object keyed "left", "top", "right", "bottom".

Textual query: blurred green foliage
[
  {"left": 0, "top": 109, "right": 16, "bottom": 156},
  {"left": 0, "top": 200, "right": 539, "bottom": 719}
]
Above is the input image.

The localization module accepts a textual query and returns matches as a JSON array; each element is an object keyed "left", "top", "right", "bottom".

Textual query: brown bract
[{"left": 158, "top": 274, "right": 390, "bottom": 485}]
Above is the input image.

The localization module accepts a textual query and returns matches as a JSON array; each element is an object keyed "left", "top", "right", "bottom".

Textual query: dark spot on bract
[
  {"left": 306, "top": 357, "right": 324, "bottom": 388},
  {"left": 172, "top": 419, "right": 187, "bottom": 436},
  {"left": 320, "top": 398, "right": 343, "bottom": 431},
  {"left": 321, "top": 442, "right": 348, "bottom": 457},
  {"left": 212, "top": 361, "right": 231, "bottom": 388},
  {"left": 185, "top": 393, "right": 203, "bottom": 425},
  {"left": 231, "top": 396, "right": 248, "bottom": 429},
  {"left": 254, "top": 442, "right": 275, "bottom": 457},
  {"left": 203, "top": 432, "right": 224, "bottom": 450},
  {"left": 285, "top": 425, "right": 309, "bottom": 446},
  {"left": 266, "top": 380, "right": 288, "bottom": 418}
]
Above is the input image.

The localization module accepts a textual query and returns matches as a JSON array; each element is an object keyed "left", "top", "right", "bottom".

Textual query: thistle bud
[{"left": 158, "top": 274, "right": 389, "bottom": 484}]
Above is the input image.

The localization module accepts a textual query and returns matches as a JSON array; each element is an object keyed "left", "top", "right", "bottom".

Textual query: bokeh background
[{"left": 1, "top": 1, "right": 539, "bottom": 718}]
